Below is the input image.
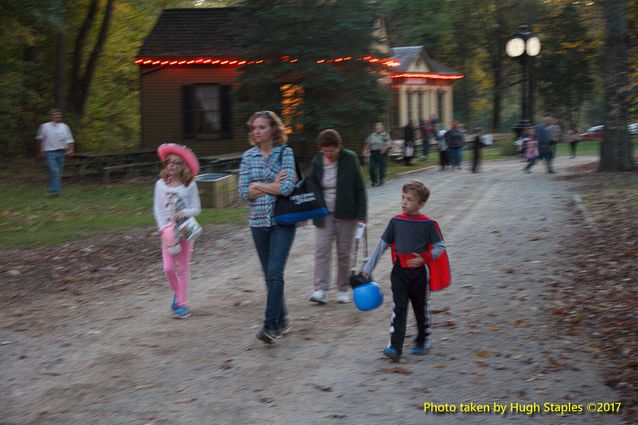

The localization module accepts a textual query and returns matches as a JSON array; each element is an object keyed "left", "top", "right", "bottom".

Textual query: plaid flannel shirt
[{"left": 238, "top": 145, "right": 296, "bottom": 227}]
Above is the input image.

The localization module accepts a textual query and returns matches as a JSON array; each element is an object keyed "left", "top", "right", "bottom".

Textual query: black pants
[
  {"left": 439, "top": 150, "right": 449, "bottom": 170},
  {"left": 389, "top": 262, "right": 430, "bottom": 354},
  {"left": 472, "top": 150, "right": 481, "bottom": 173},
  {"left": 570, "top": 142, "right": 578, "bottom": 157},
  {"left": 539, "top": 147, "right": 555, "bottom": 172}
]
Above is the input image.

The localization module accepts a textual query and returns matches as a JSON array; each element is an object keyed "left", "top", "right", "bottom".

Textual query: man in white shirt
[{"left": 36, "top": 109, "right": 75, "bottom": 196}]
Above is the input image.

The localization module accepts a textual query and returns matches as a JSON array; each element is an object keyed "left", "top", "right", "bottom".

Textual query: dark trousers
[
  {"left": 251, "top": 224, "right": 296, "bottom": 332},
  {"left": 570, "top": 142, "right": 578, "bottom": 157},
  {"left": 404, "top": 154, "right": 413, "bottom": 166},
  {"left": 539, "top": 146, "right": 555, "bottom": 172},
  {"left": 524, "top": 157, "right": 537, "bottom": 171},
  {"left": 449, "top": 147, "right": 463, "bottom": 167},
  {"left": 422, "top": 139, "right": 430, "bottom": 157},
  {"left": 472, "top": 150, "right": 481, "bottom": 173},
  {"left": 388, "top": 262, "right": 430, "bottom": 354},
  {"left": 439, "top": 150, "right": 449, "bottom": 170},
  {"left": 368, "top": 151, "right": 387, "bottom": 185}
]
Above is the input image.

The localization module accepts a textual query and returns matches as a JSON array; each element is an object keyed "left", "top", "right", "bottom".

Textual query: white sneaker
[
  {"left": 335, "top": 291, "right": 351, "bottom": 304},
  {"left": 309, "top": 290, "right": 327, "bottom": 304}
]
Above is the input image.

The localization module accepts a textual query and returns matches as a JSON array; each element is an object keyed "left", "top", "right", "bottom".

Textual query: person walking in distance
[
  {"left": 419, "top": 119, "right": 431, "bottom": 159},
  {"left": 363, "top": 122, "right": 391, "bottom": 186},
  {"left": 445, "top": 121, "right": 464, "bottom": 170},
  {"left": 535, "top": 117, "right": 556, "bottom": 174},
  {"left": 437, "top": 127, "right": 449, "bottom": 171},
  {"left": 471, "top": 128, "right": 486, "bottom": 173},
  {"left": 35, "top": 108, "right": 75, "bottom": 196},
  {"left": 566, "top": 122, "right": 580, "bottom": 158},
  {"left": 403, "top": 120, "right": 416, "bottom": 166},
  {"left": 523, "top": 128, "right": 539, "bottom": 173}
]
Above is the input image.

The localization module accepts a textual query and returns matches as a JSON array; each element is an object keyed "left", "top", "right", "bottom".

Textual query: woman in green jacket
[{"left": 308, "top": 129, "right": 367, "bottom": 304}]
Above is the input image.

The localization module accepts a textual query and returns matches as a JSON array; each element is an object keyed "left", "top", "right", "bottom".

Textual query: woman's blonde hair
[
  {"left": 160, "top": 155, "right": 195, "bottom": 186},
  {"left": 246, "top": 110, "right": 288, "bottom": 146}
]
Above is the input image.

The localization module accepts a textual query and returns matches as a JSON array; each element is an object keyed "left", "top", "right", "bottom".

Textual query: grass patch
[
  {"left": 0, "top": 179, "right": 247, "bottom": 248},
  {"left": 0, "top": 139, "right": 614, "bottom": 248}
]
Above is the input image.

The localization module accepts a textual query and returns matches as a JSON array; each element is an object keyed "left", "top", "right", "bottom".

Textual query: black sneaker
[{"left": 256, "top": 328, "right": 276, "bottom": 344}]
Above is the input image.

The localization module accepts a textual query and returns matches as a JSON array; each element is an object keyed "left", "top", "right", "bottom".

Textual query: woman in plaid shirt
[{"left": 238, "top": 111, "right": 297, "bottom": 344}]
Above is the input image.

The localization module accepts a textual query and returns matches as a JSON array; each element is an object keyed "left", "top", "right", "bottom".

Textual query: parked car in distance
[
  {"left": 580, "top": 125, "right": 604, "bottom": 139},
  {"left": 580, "top": 123, "right": 638, "bottom": 139}
]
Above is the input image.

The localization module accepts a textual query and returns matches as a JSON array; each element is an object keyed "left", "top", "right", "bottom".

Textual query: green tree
[
  {"left": 1, "top": 1, "right": 62, "bottom": 156},
  {"left": 535, "top": 3, "right": 594, "bottom": 123},
  {"left": 233, "top": 0, "right": 388, "bottom": 161},
  {"left": 382, "top": 0, "right": 451, "bottom": 49}
]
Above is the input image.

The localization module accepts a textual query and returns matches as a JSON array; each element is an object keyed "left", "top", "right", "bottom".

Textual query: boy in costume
[{"left": 361, "top": 180, "right": 450, "bottom": 360}]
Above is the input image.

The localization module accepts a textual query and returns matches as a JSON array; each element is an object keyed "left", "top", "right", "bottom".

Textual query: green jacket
[{"left": 308, "top": 148, "right": 367, "bottom": 226}]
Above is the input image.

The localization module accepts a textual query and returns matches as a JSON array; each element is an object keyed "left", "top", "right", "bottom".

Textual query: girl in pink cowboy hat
[{"left": 153, "top": 143, "right": 201, "bottom": 319}]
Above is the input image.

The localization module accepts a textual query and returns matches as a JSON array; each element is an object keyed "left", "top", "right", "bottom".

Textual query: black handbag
[{"left": 273, "top": 146, "right": 328, "bottom": 225}]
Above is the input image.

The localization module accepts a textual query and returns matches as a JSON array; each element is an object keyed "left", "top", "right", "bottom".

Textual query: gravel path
[{"left": 1, "top": 155, "right": 626, "bottom": 424}]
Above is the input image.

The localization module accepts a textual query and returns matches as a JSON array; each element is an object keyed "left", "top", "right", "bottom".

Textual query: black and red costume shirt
[{"left": 363, "top": 213, "right": 451, "bottom": 291}]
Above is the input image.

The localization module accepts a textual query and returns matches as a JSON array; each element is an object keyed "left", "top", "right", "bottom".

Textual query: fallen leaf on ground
[{"left": 383, "top": 367, "right": 413, "bottom": 374}]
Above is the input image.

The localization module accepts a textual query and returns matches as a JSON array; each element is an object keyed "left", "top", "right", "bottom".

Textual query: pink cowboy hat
[{"left": 157, "top": 143, "right": 199, "bottom": 175}]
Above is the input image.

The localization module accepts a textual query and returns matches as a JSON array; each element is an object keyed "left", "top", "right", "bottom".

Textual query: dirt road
[{"left": 1, "top": 156, "right": 626, "bottom": 424}]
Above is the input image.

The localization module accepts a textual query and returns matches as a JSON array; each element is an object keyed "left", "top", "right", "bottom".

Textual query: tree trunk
[
  {"left": 490, "top": 0, "right": 507, "bottom": 131},
  {"left": 54, "top": 0, "right": 66, "bottom": 110},
  {"left": 68, "top": 0, "right": 116, "bottom": 118},
  {"left": 76, "top": 0, "right": 115, "bottom": 118},
  {"left": 69, "top": 0, "right": 98, "bottom": 113},
  {"left": 491, "top": 54, "right": 502, "bottom": 131},
  {"left": 599, "top": 0, "right": 634, "bottom": 171}
]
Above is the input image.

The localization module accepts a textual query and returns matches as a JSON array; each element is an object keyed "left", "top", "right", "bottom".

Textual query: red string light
[{"left": 134, "top": 55, "right": 400, "bottom": 67}]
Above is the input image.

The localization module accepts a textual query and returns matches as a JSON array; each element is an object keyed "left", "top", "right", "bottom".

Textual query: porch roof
[{"left": 391, "top": 46, "right": 461, "bottom": 75}]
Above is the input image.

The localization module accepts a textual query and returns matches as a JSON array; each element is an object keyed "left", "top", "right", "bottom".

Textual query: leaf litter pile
[{"left": 551, "top": 162, "right": 637, "bottom": 421}]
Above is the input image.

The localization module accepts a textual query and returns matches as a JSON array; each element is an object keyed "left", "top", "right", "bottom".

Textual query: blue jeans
[
  {"left": 251, "top": 224, "right": 296, "bottom": 332},
  {"left": 45, "top": 150, "right": 66, "bottom": 193},
  {"left": 449, "top": 147, "right": 463, "bottom": 167}
]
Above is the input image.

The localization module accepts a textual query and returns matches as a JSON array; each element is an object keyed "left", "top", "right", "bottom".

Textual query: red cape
[{"left": 390, "top": 213, "right": 452, "bottom": 291}]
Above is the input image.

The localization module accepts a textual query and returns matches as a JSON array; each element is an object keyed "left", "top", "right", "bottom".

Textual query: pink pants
[{"left": 161, "top": 226, "right": 193, "bottom": 307}]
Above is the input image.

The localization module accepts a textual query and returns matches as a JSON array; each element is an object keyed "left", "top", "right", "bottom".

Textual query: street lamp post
[{"left": 506, "top": 25, "right": 541, "bottom": 134}]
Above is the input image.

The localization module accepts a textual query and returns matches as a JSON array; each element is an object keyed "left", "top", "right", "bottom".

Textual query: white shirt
[
  {"left": 321, "top": 161, "right": 338, "bottom": 213},
  {"left": 153, "top": 179, "right": 201, "bottom": 230},
  {"left": 36, "top": 122, "right": 74, "bottom": 151}
]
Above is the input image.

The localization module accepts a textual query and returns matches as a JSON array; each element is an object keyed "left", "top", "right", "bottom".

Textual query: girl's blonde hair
[
  {"left": 160, "top": 155, "right": 195, "bottom": 186},
  {"left": 247, "top": 110, "right": 288, "bottom": 146}
]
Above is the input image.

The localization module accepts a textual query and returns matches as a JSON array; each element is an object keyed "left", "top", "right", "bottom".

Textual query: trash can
[{"left": 195, "top": 173, "right": 237, "bottom": 208}]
